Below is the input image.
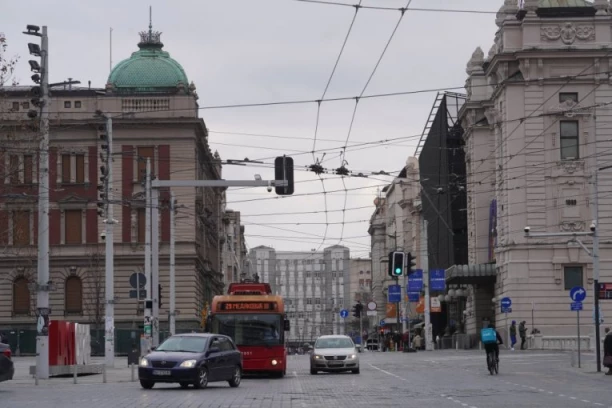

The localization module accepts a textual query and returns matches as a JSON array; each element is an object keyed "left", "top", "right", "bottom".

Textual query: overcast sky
[{"left": 3, "top": 0, "right": 504, "bottom": 258}]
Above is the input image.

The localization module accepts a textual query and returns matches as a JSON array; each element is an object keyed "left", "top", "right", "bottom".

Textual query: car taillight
[{"left": 2, "top": 349, "right": 11, "bottom": 359}]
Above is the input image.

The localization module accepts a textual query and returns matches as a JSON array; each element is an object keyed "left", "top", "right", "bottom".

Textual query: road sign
[
  {"left": 570, "top": 286, "right": 586, "bottom": 302},
  {"left": 388, "top": 285, "right": 401, "bottom": 303},
  {"left": 129, "top": 289, "right": 147, "bottom": 299},
  {"left": 367, "top": 301, "right": 377, "bottom": 311},
  {"left": 366, "top": 310, "right": 377, "bottom": 317},
  {"left": 430, "top": 269, "right": 446, "bottom": 291},
  {"left": 407, "top": 292, "right": 420, "bottom": 302},
  {"left": 408, "top": 270, "right": 423, "bottom": 292},
  {"left": 340, "top": 309, "right": 349, "bottom": 319},
  {"left": 500, "top": 297, "right": 512, "bottom": 313},
  {"left": 571, "top": 302, "right": 583, "bottom": 311},
  {"left": 130, "top": 272, "right": 146, "bottom": 289},
  {"left": 599, "top": 283, "right": 612, "bottom": 300},
  {"left": 379, "top": 319, "right": 385, "bottom": 326}
]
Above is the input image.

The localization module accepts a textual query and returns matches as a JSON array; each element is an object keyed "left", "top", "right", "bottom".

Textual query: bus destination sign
[
  {"left": 599, "top": 283, "right": 612, "bottom": 300},
  {"left": 218, "top": 302, "right": 277, "bottom": 311}
]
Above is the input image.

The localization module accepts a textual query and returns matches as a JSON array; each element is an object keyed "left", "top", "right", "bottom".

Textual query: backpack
[{"left": 481, "top": 328, "right": 497, "bottom": 344}]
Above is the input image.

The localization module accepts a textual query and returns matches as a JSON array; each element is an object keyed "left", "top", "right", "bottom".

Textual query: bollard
[
  {"left": 73, "top": 365, "right": 77, "bottom": 384},
  {"left": 131, "top": 363, "right": 135, "bottom": 382},
  {"left": 102, "top": 364, "right": 107, "bottom": 383}
]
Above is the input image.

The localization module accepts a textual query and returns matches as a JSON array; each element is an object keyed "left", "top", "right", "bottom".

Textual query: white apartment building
[
  {"left": 457, "top": 0, "right": 612, "bottom": 339},
  {"left": 248, "top": 245, "right": 350, "bottom": 343}
]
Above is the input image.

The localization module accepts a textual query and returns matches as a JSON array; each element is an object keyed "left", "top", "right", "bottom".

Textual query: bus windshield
[{"left": 212, "top": 314, "right": 282, "bottom": 346}]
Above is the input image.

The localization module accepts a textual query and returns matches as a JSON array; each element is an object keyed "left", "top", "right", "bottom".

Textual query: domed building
[{"left": 0, "top": 22, "right": 231, "bottom": 356}]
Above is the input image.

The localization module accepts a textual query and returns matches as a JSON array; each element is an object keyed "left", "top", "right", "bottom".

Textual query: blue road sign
[
  {"left": 501, "top": 306, "right": 512, "bottom": 313},
  {"left": 500, "top": 297, "right": 512, "bottom": 313},
  {"left": 388, "top": 285, "right": 401, "bottom": 303},
  {"left": 570, "top": 286, "right": 587, "bottom": 302},
  {"left": 340, "top": 309, "right": 349, "bottom": 319},
  {"left": 408, "top": 270, "right": 423, "bottom": 292},
  {"left": 430, "top": 269, "right": 446, "bottom": 291},
  {"left": 571, "top": 302, "right": 583, "bottom": 311},
  {"left": 379, "top": 319, "right": 385, "bottom": 327},
  {"left": 408, "top": 292, "right": 420, "bottom": 302}
]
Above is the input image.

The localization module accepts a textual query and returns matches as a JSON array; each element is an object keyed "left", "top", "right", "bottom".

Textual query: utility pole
[
  {"left": 169, "top": 192, "right": 176, "bottom": 336},
  {"left": 422, "top": 219, "right": 433, "bottom": 351},
  {"left": 103, "top": 116, "right": 115, "bottom": 368},
  {"left": 36, "top": 25, "right": 50, "bottom": 380},
  {"left": 151, "top": 186, "right": 160, "bottom": 347},
  {"left": 143, "top": 159, "right": 153, "bottom": 354},
  {"left": 591, "top": 117, "right": 602, "bottom": 372}
]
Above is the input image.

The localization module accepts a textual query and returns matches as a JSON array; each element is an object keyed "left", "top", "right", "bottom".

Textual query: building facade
[
  {"left": 220, "top": 209, "right": 247, "bottom": 290},
  {"left": 457, "top": 0, "right": 612, "bottom": 338},
  {"left": 368, "top": 157, "right": 422, "bottom": 330},
  {"left": 248, "top": 245, "right": 350, "bottom": 344},
  {"left": 0, "top": 26, "right": 226, "bottom": 349}
]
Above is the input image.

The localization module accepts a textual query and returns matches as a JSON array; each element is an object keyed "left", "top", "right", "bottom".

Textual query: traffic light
[
  {"left": 158, "top": 284, "right": 163, "bottom": 308},
  {"left": 389, "top": 251, "right": 405, "bottom": 277},
  {"left": 406, "top": 252, "right": 417, "bottom": 276},
  {"left": 274, "top": 156, "right": 294, "bottom": 195},
  {"left": 352, "top": 302, "right": 362, "bottom": 318}
]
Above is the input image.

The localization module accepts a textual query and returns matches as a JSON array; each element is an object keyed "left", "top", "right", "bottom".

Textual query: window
[
  {"left": 306, "top": 298, "right": 312, "bottom": 305},
  {"left": 74, "top": 101, "right": 82, "bottom": 108},
  {"left": 9, "top": 155, "right": 19, "bottom": 184},
  {"left": 137, "top": 208, "right": 146, "bottom": 243},
  {"left": 306, "top": 271, "right": 311, "bottom": 278},
  {"left": 564, "top": 266, "right": 583, "bottom": 290},
  {"left": 560, "top": 93, "right": 578, "bottom": 103},
  {"left": 24, "top": 155, "right": 33, "bottom": 184},
  {"left": 13, "top": 277, "right": 30, "bottom": 315},
  {"left": 360, "top": 270, "right": 364, "bottom": 275},
  {"left": 61, "top": 154, "right": 85, "bottom": 184},
  {"left": 366, "top": 279, "right": 371, "bottom": 288},
  {"left": 65, "top": 276, "right": 83, "bottom": 314},
  {"left": 315, "top": 298, "right": 321, "bottom": 305},
  {"left": 12, "top": 102, "right": 19, "bottom": 111},
  {"left": 64, "top": 210, "right": 82, "bottom": 244},
  {"left": 64, "top": 101, "right": 71, "bottom": 108},
  {"left": 137, "top": 146, "right": 154, "bottom": 181},
  {"left": 13, "top": 211, "right": 30, "bottom": 246},
  {"left": 22, "top": 102, "right": 30, "bottom": 109},
  {"left": 560, "top": 121, "right": 579, "bottom": 159},
  {"left": 359, "top": 279, "right": 365, "bottom": 287},
  {"left": 566, "top": 199, "right": 577, "bottom": 206}
]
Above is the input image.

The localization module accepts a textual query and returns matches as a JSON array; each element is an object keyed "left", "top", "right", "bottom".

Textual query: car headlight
[
  {"left": 347, "top": 354, "right": 357, "bottom": 360},
  {"left": 179, "top": 360, "right": 197, "bottom": 368},
  {"left": 139, "top": 358, "right": 149, "bottom": 367},
  {"left": 313, "top": 354, "right": 323, "bottom": 360}
]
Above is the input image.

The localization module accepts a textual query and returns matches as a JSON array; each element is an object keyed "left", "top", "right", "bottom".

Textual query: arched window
[
  {"left": 65, "top": 276, "right": 83, "bottom": 314},
  {"left": 13, "top": 277, "right": 31, "bottom": 315}
]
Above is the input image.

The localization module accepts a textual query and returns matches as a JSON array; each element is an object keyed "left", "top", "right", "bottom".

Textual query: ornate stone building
[{"left": 0, "top": 24, "right": 225, "bottom": 351}]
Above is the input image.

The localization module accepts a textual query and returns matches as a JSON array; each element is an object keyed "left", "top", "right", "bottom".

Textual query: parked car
[
  {"left": 310, "top": 335, "right": 359, "bottom": 375},
  {"left": 0, "top": 342, "right": 14, "bottom": 383},
  {"left": 138, "top": 333, "right": 242, "bottom": 389}
]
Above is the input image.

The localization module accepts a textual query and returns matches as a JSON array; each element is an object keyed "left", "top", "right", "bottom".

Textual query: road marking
[
  {"left": 538, "top": 389, "right": 545, "bottom": 392},
  {"left": 580, "top": 400, "right": 589, "bottom": 403},
  {"left": 592, "top": 403, "right": 603, "bottom": 406},
  {"left": 570, "top": 397, "right": 577, "bottom": 400}
]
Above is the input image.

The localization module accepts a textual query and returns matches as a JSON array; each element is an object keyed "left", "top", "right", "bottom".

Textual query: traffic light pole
[
  {"left": 169, "top": 192, "right": 176, "bottom": 336},
  {"left": 395, "top": 276, "right": 400, "bottom": 348},
  {"left": 152, "top": 186, "right": 159, "bottom": 347},
  {"left": 143, "top": 159, "right": 152, "bottom": 355}
]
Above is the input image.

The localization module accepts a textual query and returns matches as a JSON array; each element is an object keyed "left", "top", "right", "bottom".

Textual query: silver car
[{"left": 309, "top": 335, "right": 359, "bottom": 375}]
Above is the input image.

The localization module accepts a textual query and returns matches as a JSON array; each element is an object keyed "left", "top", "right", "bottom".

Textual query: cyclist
[{"left": 483, "top": 324, "right": 503, "bottom": 363}]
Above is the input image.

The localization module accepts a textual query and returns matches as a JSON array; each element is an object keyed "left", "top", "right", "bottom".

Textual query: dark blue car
[{"left": 138, "top": 333, "right": 242, "bottom": 389}]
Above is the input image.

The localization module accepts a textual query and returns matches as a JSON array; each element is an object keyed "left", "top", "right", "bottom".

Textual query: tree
[{"left": 0, "top": 32, "right": 19, "bottom": 86}]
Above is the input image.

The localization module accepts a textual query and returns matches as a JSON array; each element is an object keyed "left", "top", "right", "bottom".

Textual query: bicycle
[{"left": 487, "top": 350, "right": 499, "bottom": 375}]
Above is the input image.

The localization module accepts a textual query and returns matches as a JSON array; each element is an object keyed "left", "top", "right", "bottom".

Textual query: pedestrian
[
  {"left": 604, "top": 327, "right": 612, "bottom": 376},
  {"left": 519, "top": 321, "right": 527, "bottom": 350},
  {"left": 510, "top": 321, "right": 517, "bottom": 351}
]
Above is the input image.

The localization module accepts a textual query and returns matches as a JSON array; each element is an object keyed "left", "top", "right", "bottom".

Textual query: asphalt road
[{"left": 0, "top": 350, "right": 610, "bottom": 408}]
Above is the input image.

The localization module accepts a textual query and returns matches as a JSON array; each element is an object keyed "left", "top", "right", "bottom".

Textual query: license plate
[
  {"left": 329, "top": 362, "right": 343, "bottom": 366},
  {"left": 152, "top": 370, "right": 171, "bottom": 376}
]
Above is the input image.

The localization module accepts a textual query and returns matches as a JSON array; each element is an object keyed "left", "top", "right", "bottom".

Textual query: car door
[
  {"left": 217, "top": 337, "right": 233, "bottom": 379},
  {"left": 207, "top": 337, "right": 223, "bottom": 381}
]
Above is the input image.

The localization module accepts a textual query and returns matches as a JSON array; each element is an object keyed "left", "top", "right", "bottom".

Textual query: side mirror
[
  {"left": 284, "top": 319, "right": 290, "bottom": 332},
  {"left": 150, "top": 346, "right": 156, "bottom": 351}
]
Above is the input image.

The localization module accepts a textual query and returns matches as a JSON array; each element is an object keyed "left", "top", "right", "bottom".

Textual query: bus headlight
[{"left": 271, "top": 359, "right": 278, "bottom": 366}]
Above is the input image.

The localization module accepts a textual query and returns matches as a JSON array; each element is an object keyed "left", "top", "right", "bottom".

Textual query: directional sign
[
  {"left": 407, "top": 292, "right": 420, "bottom": 302},
  {"left": 429, "top": 269, "right": 446, "bottom": 291},
  {"left": 388, "top": 285, "right": 402, "bottom": 303},
  {"left": 379, "top": 319, "right": 385, "bottom": 327},
  {"left": 501, "top": 297, "right": 512, "bottom": 313},
  {"left": 367, "top": 301, "right": 377, "bottom": 311},
  {"left": 340, "top": 309, "right": 349, "bottom": 319},
  {"left": 571, "top": 302, "right": 583, "bottom": 311},
  {"left": 570, "top": 286, "right": 586, "bottom": 302},
  {"left": 408, "top": 270, "right": 423, "bottom": 292},
  {"left": 366, "top": 310, "right": 377, "bottom": 317}
]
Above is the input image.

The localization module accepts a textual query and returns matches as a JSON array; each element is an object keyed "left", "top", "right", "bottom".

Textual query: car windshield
[
  {"left": 155, "top": 336, "right": 207, "bottom": 353},
  {"left": 212, "top": 314, "right": 282, "bottom": 346},
  {"left": 315, "top": 338, "right": 354, "bottom": 349}
]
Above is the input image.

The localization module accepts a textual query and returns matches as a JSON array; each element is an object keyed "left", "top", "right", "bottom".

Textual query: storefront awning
[{"left": 445, "top": 263, "right": 496, "bottom": 285}]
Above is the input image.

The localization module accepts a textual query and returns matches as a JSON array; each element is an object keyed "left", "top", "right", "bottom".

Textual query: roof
[
  {"left": 538, "top": 0, "right": 592, "bottom": 7},
  {"left": 107, "top": 27, "right": 190, "bottom": 95}
]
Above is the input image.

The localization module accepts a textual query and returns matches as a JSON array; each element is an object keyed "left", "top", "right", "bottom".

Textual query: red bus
[{"left": 207, "top": 281, "right": 289, "bottom": 377}]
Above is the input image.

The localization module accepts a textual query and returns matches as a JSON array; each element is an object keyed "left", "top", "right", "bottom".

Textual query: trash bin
[{"left": 127, "top": 343, "right": 140, "bottom": 366}]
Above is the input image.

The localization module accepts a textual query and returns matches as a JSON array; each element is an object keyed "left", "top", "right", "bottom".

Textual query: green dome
[{"left": 107, "top": 29, "right": 190, "bottom": 94}]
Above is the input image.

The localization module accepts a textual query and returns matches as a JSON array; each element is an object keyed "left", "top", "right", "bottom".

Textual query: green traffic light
[{"left": 395, "top": 268, "right": 401, "bottom": 274}]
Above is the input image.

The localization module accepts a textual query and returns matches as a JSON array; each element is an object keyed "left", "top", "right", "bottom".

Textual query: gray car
[{"left": 310, "top": 335, "right": 359, "bottom": 375}]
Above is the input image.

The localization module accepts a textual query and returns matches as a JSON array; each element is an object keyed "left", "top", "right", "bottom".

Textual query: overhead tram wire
[{"left": 292, "top": 0, "right": 499, "bottom": 14}]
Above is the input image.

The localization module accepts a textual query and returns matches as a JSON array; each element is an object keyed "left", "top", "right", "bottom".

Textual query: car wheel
[
  {"left": 193, "top": 366, "right": 209, "bottom": 389},
  {"left": 228, "top": 366, "right": 241, "bottom": 388},
  {"left": 179, "top": 382, "right": 190, "bottom": 389},
  {"left": 140, "top": 380, "right": 155, "bottom": 389},
  {"left": 351, "top": 368, "right": 360, "bottom": 374},
  {"left": 310, "top": 366, "right": 317, "bottom": 375}
]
